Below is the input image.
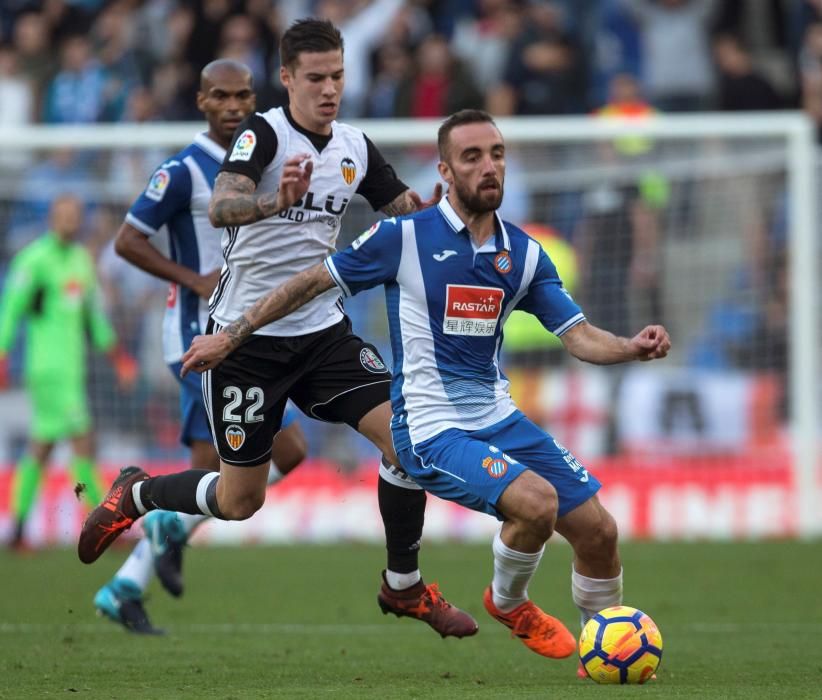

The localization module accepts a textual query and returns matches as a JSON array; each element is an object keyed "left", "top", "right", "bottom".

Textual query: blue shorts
[
  {"left": 280, "top": 404, "right": 298, "bottom": 430},
  {"left": 170, "top": 362, "right": 213, "bottom": 447},
  {"left": 397, "top": 410, "right": 600, "bottom": 520}
]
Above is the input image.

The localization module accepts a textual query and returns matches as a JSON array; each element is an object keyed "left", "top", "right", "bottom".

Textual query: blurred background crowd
[
  {"left": 4, "top": 0, "right": 822, "bottom": 125},
  {"left": 0, "top": 0, "right": 812, "bottom": 467}
]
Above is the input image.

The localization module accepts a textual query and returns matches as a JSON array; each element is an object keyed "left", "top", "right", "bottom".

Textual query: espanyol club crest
[
  {"left": 359, "top": 347, "right": 386, "bottom": 373},
  {"left": 340, "top": 157, "right": 356, "bottom": 185},
  {"left": 494, "top": 251, "right": 512, "bottom": 274},
  {"left": 225, "top": 424, "right": 246, "bottom": 451},
  {"left": 482, "top": 455, "right": 508, "bottom": 479}
]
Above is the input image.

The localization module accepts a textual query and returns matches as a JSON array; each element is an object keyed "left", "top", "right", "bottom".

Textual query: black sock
[
  {"left": 378, "top": 471, "right": 425, "bottom": 574},
  {"left": 138, "top": 469, "right": 224, "bottom": 518},
  {"left": 12, "top": 519, "right": 24, "bottom": 545}
]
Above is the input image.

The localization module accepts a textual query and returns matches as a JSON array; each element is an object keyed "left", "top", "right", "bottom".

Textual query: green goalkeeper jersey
[{"left": 0, "top": 231, "right": 116, "bottom": 382}]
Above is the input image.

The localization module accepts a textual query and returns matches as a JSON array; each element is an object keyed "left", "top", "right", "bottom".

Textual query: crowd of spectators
[{"left": 0, "top": 0, "right": 820, "bottom": 128}]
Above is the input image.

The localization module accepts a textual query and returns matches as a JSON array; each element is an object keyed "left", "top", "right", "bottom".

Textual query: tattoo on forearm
[
  {"left": 210, "top": 172, "right": 283, "bottom": 226},
  {"left": 223, "top": 266, "right": 335, "bottom": 346},
  {"left": 381, "top": 191, "right": 416, "bottom": 217},
  {"left": 224, "top": 316, "right": 254, "bottom": 350}
]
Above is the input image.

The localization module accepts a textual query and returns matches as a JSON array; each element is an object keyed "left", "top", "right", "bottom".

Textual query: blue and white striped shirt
[{"left": 325, "top": 197, "right": 585, "bottom": 450}]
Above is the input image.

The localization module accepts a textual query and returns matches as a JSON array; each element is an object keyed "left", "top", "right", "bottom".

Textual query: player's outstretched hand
[
  {"left": 409, "top": 183, "right": 443, "bottom": 211},
  {"left": 275, "top": 153, "right": 313, "bottom": 213},
  {"left": 629, "top": 325, "right": 671, "bottom": 362},
  {"left": 180, "top": 333, "right": 234, "bottom": 377}
]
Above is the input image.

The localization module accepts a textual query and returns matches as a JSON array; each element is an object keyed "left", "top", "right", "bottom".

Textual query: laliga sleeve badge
[
  {"left": 229, "top": 129, "right": 256, "bottom": 162},
  {"left": 351, "top": 222, "right": 380, "bottom": 250},
  {"left": 225, "top": 424, "right": 246, "bottom": 451},
  {"left": 145, "top": 168, "right": 171, "bottom": 202},
  {"left": 494, "top": 251, "right": 512, "bottom": 275}
]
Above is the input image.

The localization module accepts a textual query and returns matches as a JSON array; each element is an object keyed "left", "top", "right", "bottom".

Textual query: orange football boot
[{"left": 483, "top": 586, "right": 576, "bottom": 658}]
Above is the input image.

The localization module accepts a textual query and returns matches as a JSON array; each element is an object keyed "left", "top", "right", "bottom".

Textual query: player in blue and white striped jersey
[
  {"left": 93, "top": 60, "right": 307, "bottom": 634},
  {"left": 181, "top": 110, "right": 671, "bottom": 666}
]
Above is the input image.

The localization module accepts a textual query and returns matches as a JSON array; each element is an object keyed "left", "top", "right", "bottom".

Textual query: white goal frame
[{"left": 0, "top": 112, "right": 817, "bottom": 536}]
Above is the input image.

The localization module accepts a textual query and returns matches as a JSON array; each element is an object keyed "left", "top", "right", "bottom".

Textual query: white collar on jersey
[
  {"left": 437, "top": 195, "right": 511, "bottom": 251},
  {"left": 193, "top": 132, "right": 227, "bottom": 162}
]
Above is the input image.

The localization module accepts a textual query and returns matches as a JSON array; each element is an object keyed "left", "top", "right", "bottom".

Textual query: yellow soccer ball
[{"left": 578, "top": 605, "right": 663, "bottom": 684}]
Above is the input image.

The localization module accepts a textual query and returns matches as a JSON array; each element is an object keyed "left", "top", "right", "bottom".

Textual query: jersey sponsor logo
[
  {"left": 443, "top": 284, "right": 504, "bottom": 336},
  {"left": 494, "top": 251, "right": 512, "bottom": 274},
  {"left": 293, "top": 191, "right": 349, "bottom": 215},
  {"left": 225, "top": 424, "right": 246, "bottom": 451},
  {"left": 433, "top": 249, "right": 458, "bottom": 262},
  {"left": 145, "top": 168, "right": 171, "bottom": 202},
  {"left": 351, "top": 222, "right": 380, "bottom": 250},
  {"left": 340, "top": 157, "right": 356, "bottom": 185},
  {"left": 166, "top": 283, "right": 177, "bottom": 309},
  {"left": 359, "top": 347, "right": 387, "bottom": 373},
  {"left": 482, "top": 456, "right": 509, "bottom": 478},
  {"left": 229, "top": 129, "right": 256, "bottom": 162}
]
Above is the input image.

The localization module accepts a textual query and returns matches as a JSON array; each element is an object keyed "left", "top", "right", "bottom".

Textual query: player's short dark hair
[
  {"left": 438, "top": 110, "right": 498, "bottom": 160},
  {"left": 280, "top": 18, "right": 344, "bottom": 71}
]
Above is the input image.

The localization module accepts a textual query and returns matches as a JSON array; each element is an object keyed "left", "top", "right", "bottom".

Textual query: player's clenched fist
[{"left": 630, "top": 324, "right": 671, "bottom": 361}]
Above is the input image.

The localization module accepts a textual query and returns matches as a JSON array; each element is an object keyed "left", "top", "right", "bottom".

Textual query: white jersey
[{"left": 209, "top": 106, "right": 406, "bottom": 336}]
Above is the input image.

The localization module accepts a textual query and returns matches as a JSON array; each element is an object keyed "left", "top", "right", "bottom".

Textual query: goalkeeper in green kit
[{"left": 0, "top": 195, "right": 137, "bottom": 549}]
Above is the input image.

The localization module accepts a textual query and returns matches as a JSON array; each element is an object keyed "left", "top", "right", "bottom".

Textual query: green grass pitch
[{"left": 0, "top": 541, "right": 819, "bottom": 699}]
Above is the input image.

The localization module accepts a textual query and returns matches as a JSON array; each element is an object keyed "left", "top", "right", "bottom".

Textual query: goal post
[{"left": 0, "top": 112, "right": 818, "bottom": 541}]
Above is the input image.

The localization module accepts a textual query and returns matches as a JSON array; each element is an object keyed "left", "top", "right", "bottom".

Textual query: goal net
[{"left": 0, "top": 113, "right": 818, "bottom": 542}]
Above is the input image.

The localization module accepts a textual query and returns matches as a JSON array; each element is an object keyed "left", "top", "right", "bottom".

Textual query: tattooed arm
[
  {"left": 180, "top": 263, "right": 335, "bottom": 375},
  {"left": 208, "top": 154, "right": 314, "bottom": 227},
  {"left": 380, "top": 183, "right": 443, "bottom": 217}
]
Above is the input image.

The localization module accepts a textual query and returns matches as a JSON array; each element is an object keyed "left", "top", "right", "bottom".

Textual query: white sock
[
  {"left": 131, "top": 481, "right": 147, "bottom": 515},
  {"left": 177, "top": 512, "right": 209, "bottom": 537},
  {"left": 491, "top": 530, "right": 544, "bottom": 612},
  {"left": 267, "top": 462, "right": 283, "bottom": 486},
  {"left": 114, "top": 538, "right": 153, "bottom": 592},
  {"left": 572, "top": 566, "right": 623, "bottom": 628},
  {"left": 385, "top": 569, "right": 421, "bottom": 590}
]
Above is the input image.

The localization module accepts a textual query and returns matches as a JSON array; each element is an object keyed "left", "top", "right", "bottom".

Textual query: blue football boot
[
  {"left": 143, "top": 510, "right": 187, "bottom": 598},
  {"left": 94, "top": 578, "right": 164, "bottom": 635}
]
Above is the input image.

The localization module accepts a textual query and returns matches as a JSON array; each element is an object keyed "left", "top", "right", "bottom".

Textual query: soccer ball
[{"left": 578, "top": 605, "right": 663, "bottom": 684}]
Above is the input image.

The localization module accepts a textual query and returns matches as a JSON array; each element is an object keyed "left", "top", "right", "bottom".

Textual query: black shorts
[{"left": 203, "top": 317, "right": 391, "bottom": 465}]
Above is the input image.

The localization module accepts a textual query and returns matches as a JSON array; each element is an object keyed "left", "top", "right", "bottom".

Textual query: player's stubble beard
[{"left": 454, "top": 177, "right": 504, "bottom": 216}]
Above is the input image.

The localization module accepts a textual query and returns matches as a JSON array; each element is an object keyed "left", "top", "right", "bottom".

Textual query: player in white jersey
[
  {"left": 91, "top": 61, "right": 307, "bottom": 634},
  {"left": 178, "top": 109, "right": 672, "bottom": 670},
  {"left": 78, "top": 22, "right": 477, "bottom": 639}
]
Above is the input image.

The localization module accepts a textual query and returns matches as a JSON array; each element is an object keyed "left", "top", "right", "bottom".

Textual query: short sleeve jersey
[
  {"left": 126, "top": 133, "right": 226, "bottom": 363},
  {"left": 324, "top": 197, "right": 585, "bottom": 451},
  {"left": 209, "top": 106, "right": 407, "bottom": 336}
]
